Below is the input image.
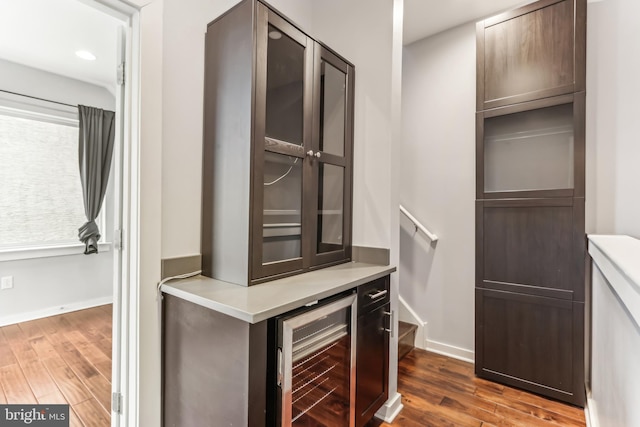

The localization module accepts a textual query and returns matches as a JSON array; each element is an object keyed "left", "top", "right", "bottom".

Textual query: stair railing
[{"left": 399, "top": 204, "right": 438, "bottom": 243}]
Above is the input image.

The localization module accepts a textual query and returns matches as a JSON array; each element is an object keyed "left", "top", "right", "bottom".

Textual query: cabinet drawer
[{"left": 358, "top": 276, "right": 390, "bottom": 313}]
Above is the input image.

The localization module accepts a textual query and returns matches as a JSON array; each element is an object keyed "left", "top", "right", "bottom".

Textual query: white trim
[
  {"left": 585, "top": 396, "right": 599, "bottom": 427},
  {"left": 426, "top": 339, "right": 475, "bottom": 363},
  {"left": 0, "top": 242, "right": 111, "bottom": 262},
  {"left": 0, "top": 296, "right": 113, "bottom": 327},
  {"left": 374, "top": 392, "right": 404, "bottom": 423},
  {"left": 398, "top": 295, "right": 427, "bottom": 349},
  {"left": 70, "top": 2, "right": 140, "bottom": 427},
  {"left": 588, "top": 235, "right": 640, "bottom": 328}
]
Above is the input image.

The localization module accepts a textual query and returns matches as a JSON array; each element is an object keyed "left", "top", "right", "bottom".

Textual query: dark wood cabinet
[
  {"left": 475, "top": 0, "right": 586, "bottom": 407},
  {"left": 476, "top": 0, "right": 586, "bottom": 110},
  {"left": 476, "top": 289, "right": 584, "bottom": 403},
  {"left": 202, "top": 0, "right": 354, "bottom": 286},
  {"left": 356, "top": 276, "right": 390, "bottom": 427}
]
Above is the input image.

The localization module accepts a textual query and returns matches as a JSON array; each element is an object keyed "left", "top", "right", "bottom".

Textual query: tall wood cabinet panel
[
  {"left": 202, "top": 0, "right": 354, "bottom": 286},
  {"left": 475, "top": 0, "right": 586, "bottom": 407},
  {"left": 476, "top": 0, "right": 586, "bottom": 110}
]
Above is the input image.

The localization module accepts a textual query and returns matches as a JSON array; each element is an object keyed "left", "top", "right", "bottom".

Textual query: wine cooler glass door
[{"left": 279, "top": 294, "right": 357, "bottom": 426}]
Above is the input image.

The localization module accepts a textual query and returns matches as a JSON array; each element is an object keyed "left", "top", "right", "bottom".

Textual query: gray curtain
[{"left": 77, "top": 105, "right": 115, "bottom": 254}]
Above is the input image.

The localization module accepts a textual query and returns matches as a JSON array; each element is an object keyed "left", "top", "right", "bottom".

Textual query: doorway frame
[{"left": 81, "top": 1, "right": 143, "bottom": 426}]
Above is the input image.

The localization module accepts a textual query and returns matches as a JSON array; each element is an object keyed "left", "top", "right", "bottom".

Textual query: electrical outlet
[{"left": 1, "top": 276, "right": 13, "bottom": 290}]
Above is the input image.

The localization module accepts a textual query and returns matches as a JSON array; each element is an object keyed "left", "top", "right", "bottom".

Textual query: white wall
[
  {"left": 400, "top": 22, "right": 476, "bottom": 356},
  {"left": 0, "top": 59, "right": 115, "bottom": 326},
  {"left": 586, "top": 0, "right": 640, "bottom": 238},
  {"left": 0, "top": 58, "right": 115, "bottom": 110},
  {"left": 590, "top": 264, "right": 640, "bottom": 427},
  {"left": 586, "top": 1, "right": 640, "bottom": 425}
]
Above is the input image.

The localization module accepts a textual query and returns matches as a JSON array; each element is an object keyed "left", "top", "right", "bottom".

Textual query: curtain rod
[{"left": 0, "top": 89, "right": 76, "bottom": 109}]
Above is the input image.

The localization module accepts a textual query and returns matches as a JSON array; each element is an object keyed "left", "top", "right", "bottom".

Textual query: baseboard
[
  {"left": 398, "top": 295, "right": 427, "bottom": 349},
  {"left": 0, "top": 296, "right": 113, "bottom": 327},
  {"left": 585, "top": 397, "right": 599, "bottom": 427},
  {"left": 374, "top": 392, "right": 403, "bottom": 423},
  {"left": 426, "top": 339, "right": 475, "bottom": 363}
]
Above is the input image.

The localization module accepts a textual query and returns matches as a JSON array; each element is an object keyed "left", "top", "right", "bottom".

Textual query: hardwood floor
[
  {"left": 2, "top": 307, "right": 586, "bottom": 427},
  {"left": 0, "top": 305, "right": 112, "bottom": 427},
  {"left": 374, "top": 349, "right": 586, "bottom": 427}
]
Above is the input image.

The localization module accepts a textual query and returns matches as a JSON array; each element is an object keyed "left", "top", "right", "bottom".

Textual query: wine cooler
[{"left": 274, "top": 292, "right": 357, "bottom": 426}]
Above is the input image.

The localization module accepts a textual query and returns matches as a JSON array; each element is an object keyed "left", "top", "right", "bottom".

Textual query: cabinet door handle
[
  {"left": 315, "top": 151, "right": 322, "bottom": 158},
  {"left": 368, "top": 289, "right": 388, "bottom": 300},
  {"left": 383, "top": 311, "right": 393, "bottom": 336},
  {"left": 306, "top": 150, "right": 315, "bottom": 157}
]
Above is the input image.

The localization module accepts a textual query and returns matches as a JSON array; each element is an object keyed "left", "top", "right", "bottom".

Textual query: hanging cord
[
  {"left": 156, "top": 270, "right": 202, "bottom": 301},
  {"left": 157, "top": 269, "right": 202, "bottom": 356},
  {"left": 264, "top": 157, "right": 299, "bottom": 186}
]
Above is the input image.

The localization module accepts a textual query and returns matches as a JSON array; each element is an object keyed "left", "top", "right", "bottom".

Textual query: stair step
[{"left": 398, "top": 321, "right": 418, "bottom": 361}]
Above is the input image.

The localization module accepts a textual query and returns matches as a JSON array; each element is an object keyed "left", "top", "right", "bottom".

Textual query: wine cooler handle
[
  {"left": 383, "top": 310, "right": 393, "bottom": 337},
  {"left": 277, "top": 348, "right": 283, "bottom": 387}
]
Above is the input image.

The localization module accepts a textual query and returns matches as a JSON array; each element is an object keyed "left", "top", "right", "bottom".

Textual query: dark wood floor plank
[
  {"left": 376, "top": 349, "right": 585, "bottom": 427},
  {"left": 74, "top": 397, "right": 110, "bottom": 426},
  {"left": 0, "top": 364, "right": 38, "bottom": 404},
  {"left": 475, "top": 385, "right": 585, "bottom": 426},
  {"left": 500, "top": 385, "right": 585, "bottom": 422}
]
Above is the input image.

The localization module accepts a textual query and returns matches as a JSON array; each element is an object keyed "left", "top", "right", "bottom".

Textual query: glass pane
[
  {"left": 319, "top": 61, "right": 346, "bottom": 157},
  {"left": 317, "top": 164, "right": 344, "bottom": 254},
  {"left": 484, "top": 103, "right": 574, "bottom": 192},
  {"left": 266, "top": 24, "right": 304, "bottom": 146},
  {"left": 262, "top": 151, "right": 302, "bottom": 264},
  {"left": 291, "top": 308, "right": 350, "bottom": 426}
]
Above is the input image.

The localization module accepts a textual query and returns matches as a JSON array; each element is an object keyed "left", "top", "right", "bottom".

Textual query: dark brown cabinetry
[
  {"left": 475, "top": 0, "right": 586, "bottom": 407},
  {"left": 356, "top": 276, "right": 390, "bottom": 427},
  {"left": 476, "top": 0, "right": 586, "bottom": 110},
  {"left": 162, "top": 275, "right": 391, "bottom": 427},
  {"left": 202, "top": 0, "right": 354, "bottom": 286}
]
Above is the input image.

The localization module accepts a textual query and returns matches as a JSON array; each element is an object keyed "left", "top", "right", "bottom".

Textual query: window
[{"left": 0, "top": 105, "right": 104, "bottom": 252}]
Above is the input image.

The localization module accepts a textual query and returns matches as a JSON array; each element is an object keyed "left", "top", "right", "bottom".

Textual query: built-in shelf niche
[{"left": 484, "top": 103, "right": 574, "bottom": 193}]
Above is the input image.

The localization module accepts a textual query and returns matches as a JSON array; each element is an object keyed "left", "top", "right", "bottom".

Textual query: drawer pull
[{"left": 368, "top": 290, "right": 388, "bottom": 300}]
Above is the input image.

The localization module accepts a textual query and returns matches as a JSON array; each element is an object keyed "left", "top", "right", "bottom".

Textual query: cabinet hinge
[
  {"left": 112, "top": 392, "right": 123, "bottom": 414},
  {"left": 117, "top": 62, "right": 125, "bottom": 85}
]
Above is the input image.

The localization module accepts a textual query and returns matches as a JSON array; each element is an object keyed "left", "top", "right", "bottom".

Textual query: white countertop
[
  {"left": 160, "top": 262, "right": 396, "bottom": 323},
  {"left": 588, "top": 235, "right": 640, "bottom": 327}
]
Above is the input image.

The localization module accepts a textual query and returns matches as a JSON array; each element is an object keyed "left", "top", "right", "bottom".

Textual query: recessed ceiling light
[
  {"left": 75, "top": 50, "right": 96, "bottom": 61},
  {"left": 268, "top": 30, "right": 282, "bottom": 40}
]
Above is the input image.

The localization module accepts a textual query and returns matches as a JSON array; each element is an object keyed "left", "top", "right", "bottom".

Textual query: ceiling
[
  {"left": 403, "top": 0, "right": 534, "bottom": 45},
  {"left": 0, "top": 0, "right": 122, "bottom": 90},
  {"left": 0, "top": 0, "right": 543, "bottom": 88}
]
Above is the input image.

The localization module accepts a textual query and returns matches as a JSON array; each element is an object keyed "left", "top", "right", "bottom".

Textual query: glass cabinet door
[
  {"left": 252, "top": 4, "right": 313, "bottom": 281},
  {"left": 310, "top": 45, "right": 354, "bottom": 267}
]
